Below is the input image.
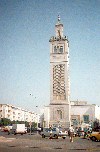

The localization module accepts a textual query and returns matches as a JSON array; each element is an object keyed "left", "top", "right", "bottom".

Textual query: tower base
[{"left": 49, "top": 104, "right": 70, "bottom": 128}]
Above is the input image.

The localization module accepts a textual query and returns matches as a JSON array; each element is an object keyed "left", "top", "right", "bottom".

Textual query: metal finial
[{"left": 58, "top": 15, "right": 60, "bottom": 22}]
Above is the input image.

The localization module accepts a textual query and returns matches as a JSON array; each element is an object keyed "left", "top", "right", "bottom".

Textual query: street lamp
[
  {"left": 36, "top": 106, "right": 38, "bottom": 134},
  {"left": 30, "top": 94, "right": 38, "bottom": 134}
]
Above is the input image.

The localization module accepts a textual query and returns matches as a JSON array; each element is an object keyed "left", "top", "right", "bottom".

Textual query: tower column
[{"left": 49, "top": 16, "right": 70, "bottom": 128}]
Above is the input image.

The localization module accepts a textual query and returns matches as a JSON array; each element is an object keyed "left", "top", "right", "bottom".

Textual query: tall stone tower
[{"left": 49, "top": 16, "right": 70, "bottom": 128}]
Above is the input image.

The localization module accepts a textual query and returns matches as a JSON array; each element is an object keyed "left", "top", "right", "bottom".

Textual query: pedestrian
[
  {"left": 84, "top": 127, "right": 88, "bottom": 139},
  {"left": 49, "top": 127, "right": 52, "bottom": 139},
  {"left": 69, "top": 125, "right": 74, "bottom": 142}
]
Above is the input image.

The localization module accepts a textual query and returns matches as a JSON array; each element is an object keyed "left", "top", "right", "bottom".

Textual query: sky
[{"left": 0, "top": 0, "right": 100, "bottom": 113}]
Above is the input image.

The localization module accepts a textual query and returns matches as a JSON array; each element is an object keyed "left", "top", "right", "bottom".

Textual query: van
[{"left": 8, "top": 124, "right": 27, "bottom": 135}]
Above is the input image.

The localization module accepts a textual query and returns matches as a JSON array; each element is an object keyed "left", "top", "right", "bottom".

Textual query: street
[{"left": 0, "top": 132, "right": 100, "bottom": 152}]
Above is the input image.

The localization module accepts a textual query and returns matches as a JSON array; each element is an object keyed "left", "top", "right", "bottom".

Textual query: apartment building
[{"left": 0, "top": 104, "right": 40, "bottom": 123}]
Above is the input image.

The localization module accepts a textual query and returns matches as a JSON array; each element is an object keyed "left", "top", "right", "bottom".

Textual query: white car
[
  {"left": 41, "top": 127, "right": 68, "bottom": 139},
  {"left": 41, "top": 127, "right": 59, "bottom": 139},
  {"left": 59, "top": 130, "right": 68, "bottom": 139}
]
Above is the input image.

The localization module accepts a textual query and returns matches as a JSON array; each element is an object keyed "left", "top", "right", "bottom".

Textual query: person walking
[
  {"left": 69, "top": 125, "right": 74, "bottom": 142},
  {"left": 49, "top": 127, "right": 52, "bottom": 139}
]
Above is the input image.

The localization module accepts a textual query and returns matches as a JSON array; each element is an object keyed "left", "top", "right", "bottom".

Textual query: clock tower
[{"left": 49, "top": 16, "right": 70, "bottom": 128}]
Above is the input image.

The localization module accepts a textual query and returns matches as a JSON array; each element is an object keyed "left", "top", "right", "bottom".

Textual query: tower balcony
[{"left": 49, "top": 36, "right": 68, "bottom": 42}]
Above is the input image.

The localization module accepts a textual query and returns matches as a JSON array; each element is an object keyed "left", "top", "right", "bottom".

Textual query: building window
[
  {"left": 59, "top": 46, "right": 63, "bottom": 53},
  {"left": 83, "top": 115, "right": 89, "bottom": 123},
  {"left": 54, "top": 45, "right": 63, "bottom": 54},
  {"left": 54, "top": 46, "right": 57, "bottom": 53}
]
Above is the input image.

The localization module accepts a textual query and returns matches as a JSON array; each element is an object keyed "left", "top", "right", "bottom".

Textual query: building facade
[
  {"left": 70, "top": 101, "right": 100, "bottom": 127},
  {"left": 49, "top": 16, "right": 70, "bottom": 128},
  {"left": 43, "top": 101, "right": 100, "bottom": 128},
  {"left": 0, "top": 104, "right": 40, "bottom": 124}
]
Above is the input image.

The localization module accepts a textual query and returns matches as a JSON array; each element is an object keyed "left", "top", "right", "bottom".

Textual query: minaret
[{"left": 49, "top": 16, "right": 70, "bottom": 128}]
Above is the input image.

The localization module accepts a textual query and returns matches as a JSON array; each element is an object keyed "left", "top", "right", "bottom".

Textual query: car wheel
[
  {"left": 42, "top": 134, "right": 45, "bottom": 138},
  {"left": 54, "top": 134, "right": 58, "bottom": 139},
  {"left": 91, "top": 136, "right": 97, "bottom": 141},
  {"left": 62, "top": 137, "right": 66, "bottom": 139}
]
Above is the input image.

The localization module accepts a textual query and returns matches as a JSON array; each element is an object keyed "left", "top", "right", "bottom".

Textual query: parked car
[
  {"left": 41, "top": 127, "right": 68, "bottom": 139},
  {"left": 89, "top": 132, "right": 100, "bottom": 141},
  {"left": 41, "top": 127, "right": 59, "bottom": 139},
  {"left": 3, "top": 126, "right": 12, "bottom": 132},
  {"left": 3, "top": 126, "right": 9, "bottom": 132},
  {"left": 59, "top": 129, "right": 68, "bottom": 139},
  {"left": 27, "top": 127, "right": 40, "bottom": 133}
]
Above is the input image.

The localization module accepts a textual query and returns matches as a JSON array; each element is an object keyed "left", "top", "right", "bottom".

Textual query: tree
[
  {"left": 32, "top": 122, "right": 37, "bottom": 128},
  {"left": 0, "top": 118, "right": 11, "bottom": 126}
]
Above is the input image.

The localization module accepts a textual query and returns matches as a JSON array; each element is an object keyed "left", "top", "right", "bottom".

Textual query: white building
[
  {"left": 71, "top": 101, "right": 100, "bottom": 126},
  {"left": 0, "top": 104, "right": 40, "bottom": 124},
  {"left": 42, "top": 101, "right": 100, "bottom": 128}
]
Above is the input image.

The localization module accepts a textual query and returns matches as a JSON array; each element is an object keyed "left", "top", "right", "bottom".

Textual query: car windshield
[
  {"left": 44, "top": 128, "right": 49, "bottom": 132},
  {"left": 52, "top": 128, "right": 57, "bottom": 131}
]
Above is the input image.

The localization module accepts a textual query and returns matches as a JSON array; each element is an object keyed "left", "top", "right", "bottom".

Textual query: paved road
[{"left": 0, "top": 132, "right": 100, "bottom": 152}]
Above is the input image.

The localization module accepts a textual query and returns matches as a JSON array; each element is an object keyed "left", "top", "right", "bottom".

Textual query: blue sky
[{"left": 0, "top": 0, "right": 100, "bottom": 112}]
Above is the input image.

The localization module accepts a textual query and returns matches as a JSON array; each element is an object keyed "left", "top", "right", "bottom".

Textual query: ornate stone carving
[{"left": 53, "top": 64, "right": 66, "bottom": 100}]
